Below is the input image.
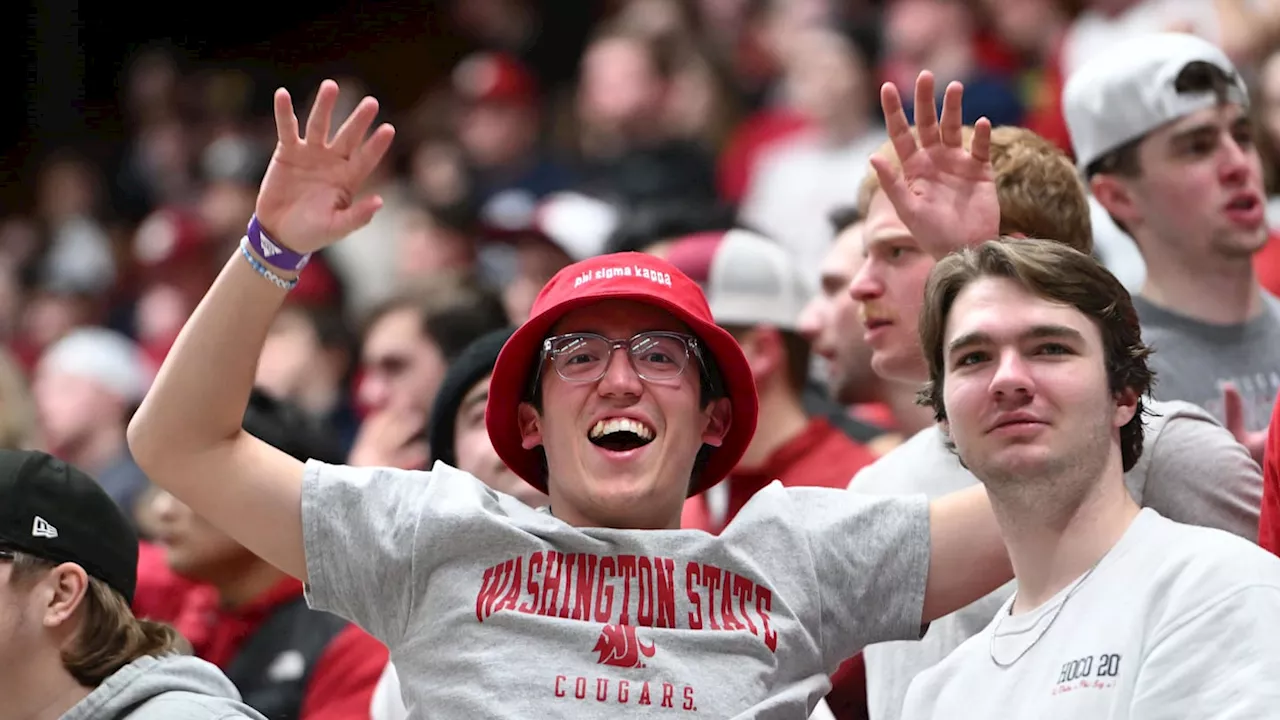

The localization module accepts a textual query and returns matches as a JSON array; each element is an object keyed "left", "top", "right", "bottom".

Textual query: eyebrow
[
  {"left": 861, "top": 231, "right": 915, "bottom": 257},
  {"left": 947, "top": 324, "right": 1086, "bottom": 356},
  {"left": 1169, "top": 123, "right": 1220, "bottom": 144},
  {"left": 1169, "top": 112, "right": 1249, "bottom": 145},
  {"left": 460, "top": 390, "right": 489, "bottom": 411}
]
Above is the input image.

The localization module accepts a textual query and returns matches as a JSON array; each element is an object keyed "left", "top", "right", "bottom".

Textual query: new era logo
[
  {"left": 31, "top": 516, "right": 58, "bottom": 539},
  {"left": 260, "top": 237, "right": 283, "bottom": 257}
]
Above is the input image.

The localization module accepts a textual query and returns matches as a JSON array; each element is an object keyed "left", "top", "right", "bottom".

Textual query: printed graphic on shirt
[
  {"left": 594, "top": 624, "right": 657, "bottom": 668},
  {"left": 475, "top": 551, "right": 778, "bottom": 713},
  {"left": 1052, "top": 652, "right": 1123, "bottom": 697}
]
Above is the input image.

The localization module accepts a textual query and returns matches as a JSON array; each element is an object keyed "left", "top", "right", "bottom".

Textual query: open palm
[
  {"left": 255, "top": 80, "right": 397, "bottom": 254},
  {"left": 869, "top": 72, "right": 1000, "bottom": 259}
]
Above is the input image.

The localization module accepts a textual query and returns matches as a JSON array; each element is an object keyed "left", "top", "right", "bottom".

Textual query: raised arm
[
  {"left": 870, "top": 71, "right": 1001, "bottom": 260},
  {"left": 127, "top": 81, "right": 394, "bottom": 580},
  {"left": 922, "top": 485, "right": 1012, "bottom": 623}
]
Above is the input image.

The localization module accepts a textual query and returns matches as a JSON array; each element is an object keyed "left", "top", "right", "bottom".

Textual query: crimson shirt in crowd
[{"left": 134, "top": 541, "right": 388, "bottom": 720}]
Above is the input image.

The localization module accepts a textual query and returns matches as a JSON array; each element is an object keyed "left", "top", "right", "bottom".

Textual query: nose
[
  {"left": 849, "top": 259, "right": 882, "bottom": 303},
  {"left": 797, "top": 296, "right": 825, "bottom": 342},
  {"left": 597, "top": 346, "right": 644, "bottom": 398},
  {"left": 988, "top": 348, "right": 1035, "bottom": 401},
  {"left": 1219, "top": 134, "right": 1253, "bottom": 184}
]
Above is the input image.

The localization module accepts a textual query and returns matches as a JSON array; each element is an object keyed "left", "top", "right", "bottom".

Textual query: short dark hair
[
  {"left": 362, "top": 275, "right": 510, "bottom": 363},
  {"left": 828, "top": 205, "right": 862, "bottom": 236},
  {"left": 917, "top": 238, "right": 1154, "bottom": 472}
]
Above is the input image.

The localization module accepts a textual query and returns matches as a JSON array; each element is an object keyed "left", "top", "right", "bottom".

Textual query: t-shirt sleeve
[
  {"left": 300, "top": 460, "right": 434, "bottom": 646},
  {"left": 1142, "top": 409, "right": 1261, "bottom": 541},
  {"left": 1129, "top": 585, "right": 1280, "bottom": 718},
  {"left": 793, "top": 488, "right": 931, "bottom": 670}
]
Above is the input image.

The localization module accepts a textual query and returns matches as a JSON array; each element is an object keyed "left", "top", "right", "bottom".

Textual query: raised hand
[
  {"left": 255, "top": 80, "right": 396, "bottom": 254},
  {"left": 869, "top": 71, "right": 1000, "bottom": 258},
  {"left": 1222, "top": 383, "right": 1267, "bottom": 465}
]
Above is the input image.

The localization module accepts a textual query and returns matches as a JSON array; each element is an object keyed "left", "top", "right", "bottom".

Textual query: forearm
[
  {"left": 129, "top": 249, "right": 293, "bottom": 472},
  {"left": 922, "top": 485, "right": 1012, "bottom": 622},
  {"left": 1215, "top": 0, "right": 1280, "bottom": 63}
]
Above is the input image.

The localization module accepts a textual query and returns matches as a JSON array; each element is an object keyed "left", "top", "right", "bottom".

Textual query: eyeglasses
[{"left": 534, "top": 331, "right": 703, "bottom": 388}]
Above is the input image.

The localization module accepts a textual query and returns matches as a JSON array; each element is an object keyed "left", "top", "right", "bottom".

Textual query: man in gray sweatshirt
[{"left": 0, "top": 449, "right": 264, "bottom": 720}]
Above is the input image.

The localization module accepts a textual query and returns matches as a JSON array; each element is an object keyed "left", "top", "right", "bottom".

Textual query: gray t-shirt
[
  {"left": 1133, "top": 293, "right": 1280, "bottom": 433},
  {"left": 848, "top": 399, "right": 1262, "bottom": 720},
  {"left": 301, "top": 460, "right": 931, "bottom": 718}
]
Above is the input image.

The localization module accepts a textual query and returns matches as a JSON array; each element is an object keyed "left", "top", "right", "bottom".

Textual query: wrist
[
  {"left": 246, "top": 216, "right": 312, "bottom": 273},
  {"left": 239, "top": 238, "right": 301, "bottom": 291}
]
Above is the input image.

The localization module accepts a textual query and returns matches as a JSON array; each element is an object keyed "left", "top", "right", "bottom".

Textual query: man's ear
[
  {"left": 1090, "top": 175, "right": 1140, "bottom": 234},
  {"left": 743, "top": 327, "right": 786, "bottom": 384},
  {"left": 1113, "top": 387, "right": 1139, "bottom": 429},
  {"left": 518, "top": 402, "right": 543, "bottom": 450},
  {"left": 700, "top": 398, "right": 732, "bottom": 448},
  {"left": 42, "top": 563, "right": 89, "bottom": 629}
]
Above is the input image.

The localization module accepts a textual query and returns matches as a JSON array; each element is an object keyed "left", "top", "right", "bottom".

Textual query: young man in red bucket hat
[{"left": 128, "top": 80, "right": 1012, "bottom": 718}]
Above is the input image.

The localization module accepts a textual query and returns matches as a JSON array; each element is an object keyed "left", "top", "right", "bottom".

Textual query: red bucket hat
[{"left": 486, "top": 252, "right": 758, "bottom": 497}]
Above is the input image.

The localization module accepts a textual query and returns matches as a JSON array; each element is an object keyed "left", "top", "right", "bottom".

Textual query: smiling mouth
[
  {"left": 589, "top": 418, "right": 656, "bottom": 452},
  {"left": 865, "top": 319, "right": 892, "bottom": 330}
]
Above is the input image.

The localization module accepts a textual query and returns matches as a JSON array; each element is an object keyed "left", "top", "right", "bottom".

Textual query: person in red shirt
[
  {"left": 135, "top": 390, "right": 387, "bottom": 720},
  {"left": 1259, "top": 391, "right": 1280, "bottom": 554}
]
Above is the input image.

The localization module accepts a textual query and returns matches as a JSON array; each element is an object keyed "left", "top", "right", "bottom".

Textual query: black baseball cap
[
  {"left": 427, "top": 326, "right": 516, "bottom": 468},
  {"left": 0, "top": 450, "right": 138, "bottom": 604}
]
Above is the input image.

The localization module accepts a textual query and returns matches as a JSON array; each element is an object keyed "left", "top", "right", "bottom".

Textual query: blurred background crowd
[{"left": 4, "top": 1, "right": 1280, "bottom": 719}]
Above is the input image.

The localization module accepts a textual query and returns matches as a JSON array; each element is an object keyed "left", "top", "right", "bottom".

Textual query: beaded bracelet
[{"left": 239, "top": 236, "right": 300, "bottom": 291}]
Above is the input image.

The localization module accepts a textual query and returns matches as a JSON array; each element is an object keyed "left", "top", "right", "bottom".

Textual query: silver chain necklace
[{"left": 988, "top": 559, "right": 1104, "bottom": 668}]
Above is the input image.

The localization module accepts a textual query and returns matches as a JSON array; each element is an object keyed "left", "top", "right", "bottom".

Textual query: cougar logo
[{"left": 593, "top": 624, "right": 657, "bottom": 668}]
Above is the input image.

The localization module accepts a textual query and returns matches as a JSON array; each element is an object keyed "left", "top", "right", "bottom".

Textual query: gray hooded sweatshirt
[{"left": 61, "top": 653, "right": 267, "bottom": 720}]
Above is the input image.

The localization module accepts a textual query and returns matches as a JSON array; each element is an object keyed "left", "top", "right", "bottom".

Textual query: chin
[{"left": 973, "top": 447, "right": 1060, "bottom": 486}]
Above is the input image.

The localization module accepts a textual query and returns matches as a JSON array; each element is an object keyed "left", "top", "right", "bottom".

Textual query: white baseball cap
[
  {"left": 664, "top": 229, "right": 811, "bottom": 330},
  {"left": 1063, "top": 32, "right": 1250, "bottom": 173},
  {"left": 38, "top": 328, "right": 153, "bottom": 404}
]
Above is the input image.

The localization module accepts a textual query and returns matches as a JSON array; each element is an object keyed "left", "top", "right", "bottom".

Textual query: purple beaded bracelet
[{"left": 247, "top": 216, "right": 312, "bottom": 273}]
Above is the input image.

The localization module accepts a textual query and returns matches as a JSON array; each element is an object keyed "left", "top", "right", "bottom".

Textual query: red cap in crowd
[{"left": 453, "top": 52, "right": 537, "bottom": 107}]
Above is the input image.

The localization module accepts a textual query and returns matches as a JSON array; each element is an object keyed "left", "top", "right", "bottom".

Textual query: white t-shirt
[
  {"left": 302, "top": 460, "right": 931, "bottom": 718},
  {"left": 901, "top": 508, "right": 1280, "bottom": 719},
  {"left": 848, "top": 400, "right": 1262, "bottom": 720}
]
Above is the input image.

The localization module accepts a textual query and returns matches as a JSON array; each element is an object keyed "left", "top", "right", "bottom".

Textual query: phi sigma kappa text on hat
[
  {"left": 574, "top": 265, "right": 673, "bottom": 289},
  {"left": 32, "top": 516, "right": 59, "bottom": 538}
]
